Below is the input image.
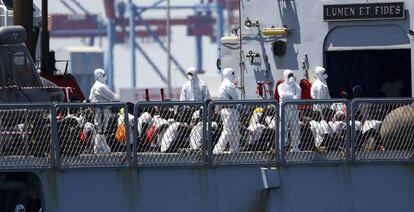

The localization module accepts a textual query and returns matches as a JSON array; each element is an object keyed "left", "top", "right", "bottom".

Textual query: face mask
[
  {"left": 323, "top": 73, "right": 328, "bottom": 80},
  {"left": 188, "top": 75, "right": 193, "bottom": 80},
  {"left": 98, "top": 74, "right": 107, "bottom": 82},
  {"left": 227, "top": 72, "right": 236, "bottom": 82},
  {"left": 287, "top": 77, "right": 295, "bottom": 84}
]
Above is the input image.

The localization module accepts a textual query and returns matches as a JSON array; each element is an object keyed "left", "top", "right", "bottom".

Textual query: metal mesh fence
[
  {"left": 281, "top": 100, "right": 349, "bottom": 163},
  {"left": 134, "top": 102, "right": 206, "bottom": 166},
  {"left": 208, "top": 100, "right": 278, "bottom": 165},
  {"left": 55, "top": 103, "right": 130, "bottom": 168},
  {"left": 0, "top": 104, "right": 53, "bottom": 169},
  {"left": 2, "top": 98, "right": 414, "bottom": 170},
  {"left": 351, "top": 99, "right": 414, "bottom": 161}
]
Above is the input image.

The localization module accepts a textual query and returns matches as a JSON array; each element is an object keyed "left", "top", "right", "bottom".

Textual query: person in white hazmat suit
[
  {"left": 160, "top": 121, "right": 181, "bottom": 152},
  {"left": 311, "top": 66, "right": 331, "bottom": 112},
  {"left": 311, "top": 66, "right": 347, "bottom": 116},
  {"left": 89, "top": 68, "right": 117, "bottom": 130},
  {"left": 189, "top": 110, "right": 204, "bottom": 150},
  {"left": 180, "top": 67, "right": 210, "bottom": 101},
  {"left": 137, "top": 112, "right": 152, "bottom": 136},
  {"left": 89, "top": 68, "right": 117, "bottom": 153},
  {"left": 213, "top": 68, "right": 240, "bottom": 154},
  {"left": 278, "top": 69, "right": 301, "bottom": 152},
  {"left": 246, "top": 107, "right": 270, "bottom": 147},
  {"left": 188, "top": 109, "right": 219, "bottom": 150},
  {"left": 160, "top": 67, "right": 211, "bottom": 152},
  {"left": 89, "top": 68, "right": 116, "bottom": 102}
]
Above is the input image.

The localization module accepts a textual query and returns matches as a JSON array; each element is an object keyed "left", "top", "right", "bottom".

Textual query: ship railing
[
  {"left": 1, "top": 98, "right": 414, "bottom": 170},
  {"left": 134, "top": 101, "right": 207, "bottom": 166},
  {"left": 280, "top": 99, "right": 350, "bottom": 164},
  {"left": 54, "top": 102, "right": 131, "bottom": 168},
  {"left": 207, "top": 100, "right": 279, "bottom": 165},
  {"left": 133, "top": 100, "right": 279, "bottom": 166},
  {"left": 350, "top": 98, "right": 414, "bottom": 162},
  {"left": 0, "top": 104, "right": 54, "bottom": 170}
]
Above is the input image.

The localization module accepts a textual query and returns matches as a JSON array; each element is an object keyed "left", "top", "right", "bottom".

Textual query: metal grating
[
  {"left": 281, "top": 100, "right": 349, "bottom": 163},
  {"left": 134, "top": 101, "right": 206, "bottom": 166},
  {"left": 352, "top": 99, "right": 414, "bottom": 161},
  {"left": 0, "top": 105, "right": 53, "bottom": 169},
  {"left": 55, "top": 103, "right": 130, "bottom": 168},
  {"left": 208, "top": 100, "right": 278, "bottom": 165}
]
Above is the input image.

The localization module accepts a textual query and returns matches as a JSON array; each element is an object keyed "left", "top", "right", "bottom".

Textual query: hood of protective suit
[
  {"left": 218, "top": 68, "right": 239, "bottom": 100},
  {"left": 223, "top": 68, "right": 236, "bottom": 82},
  {"left": 94, "top": 68, "right": 107, "bottom": 83},
  {"left": 283, "top": 69, "right": 295, "bottom": 85},
  {"left": 315, "top": 66, "right": 328, "bottom": 80},
  {"left": 187, "top": 67, "right": 198, "bottom": 81}
]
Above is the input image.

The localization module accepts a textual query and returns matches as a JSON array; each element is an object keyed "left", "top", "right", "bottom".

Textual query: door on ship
[
  {"left": 325, "top": 49, "right": 411, "bottom": 98},
  {"left": 323, "top": 25, "right": 412, "bottom": 98}
]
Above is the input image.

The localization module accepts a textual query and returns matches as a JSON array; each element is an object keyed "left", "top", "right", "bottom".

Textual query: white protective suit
[
  {"left": 265, "top": 116, "right": 277, "bottom": 129},
  {"left": 190, "top": 110, "right": 218, "bottom": 150},
  {"left": 278, "top": 69, "right": 301, "bottom": 152},
  {"left": 137, "top": 112, "right": 152, "bottom": 136},
  {"left": 247, "top": 108, "right": 266, "bottom": 145},
  {"left": 311, "top": 66, "right": 331, "bottom": 112},
  {"left": 190, "top": 110, "right": 203, "bottom": 150},
  {"left": 190, "top": 122, "right": 203, "bottom": 150},
  {"left": 89, "top": 68, "right": 116, "bottom": 103},
  {"left": 362, "top": 120, "right": 382, "bottom": 134},
  {"left": 329, "top": 120, "right": 347, "bottom": 136},
  {"left": 180, "top": 67, "right": 210, "bottom": 101},
  {"left": 89, "top": 68, "right": 117, "bottom": 133},
  {"left": 151, "top": 115, "right": 174, "bottom": 147},
  {"left": 213, "top": 68, "right": 240, "bottom": 154},
  {"left": 310, "top": 120, "right": 333, "bottom": 148},
  {"left": 352, "top": 120, "right": 363, "bottom": 132},
  {"left": 160, "top": 122, "right": 181, "bottom": 152}
]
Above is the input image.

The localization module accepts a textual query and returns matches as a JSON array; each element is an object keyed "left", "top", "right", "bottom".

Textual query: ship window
[
  {"left": 10, "top": 49, "right": 40, "bottom": 87},
  {"left": 13, "top": 51, "right": 26, "bottom": 66}
]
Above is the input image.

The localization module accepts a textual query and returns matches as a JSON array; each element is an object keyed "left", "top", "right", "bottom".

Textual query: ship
[{"left": 1, "top": 0, "right": 414, "bottom": 211}]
